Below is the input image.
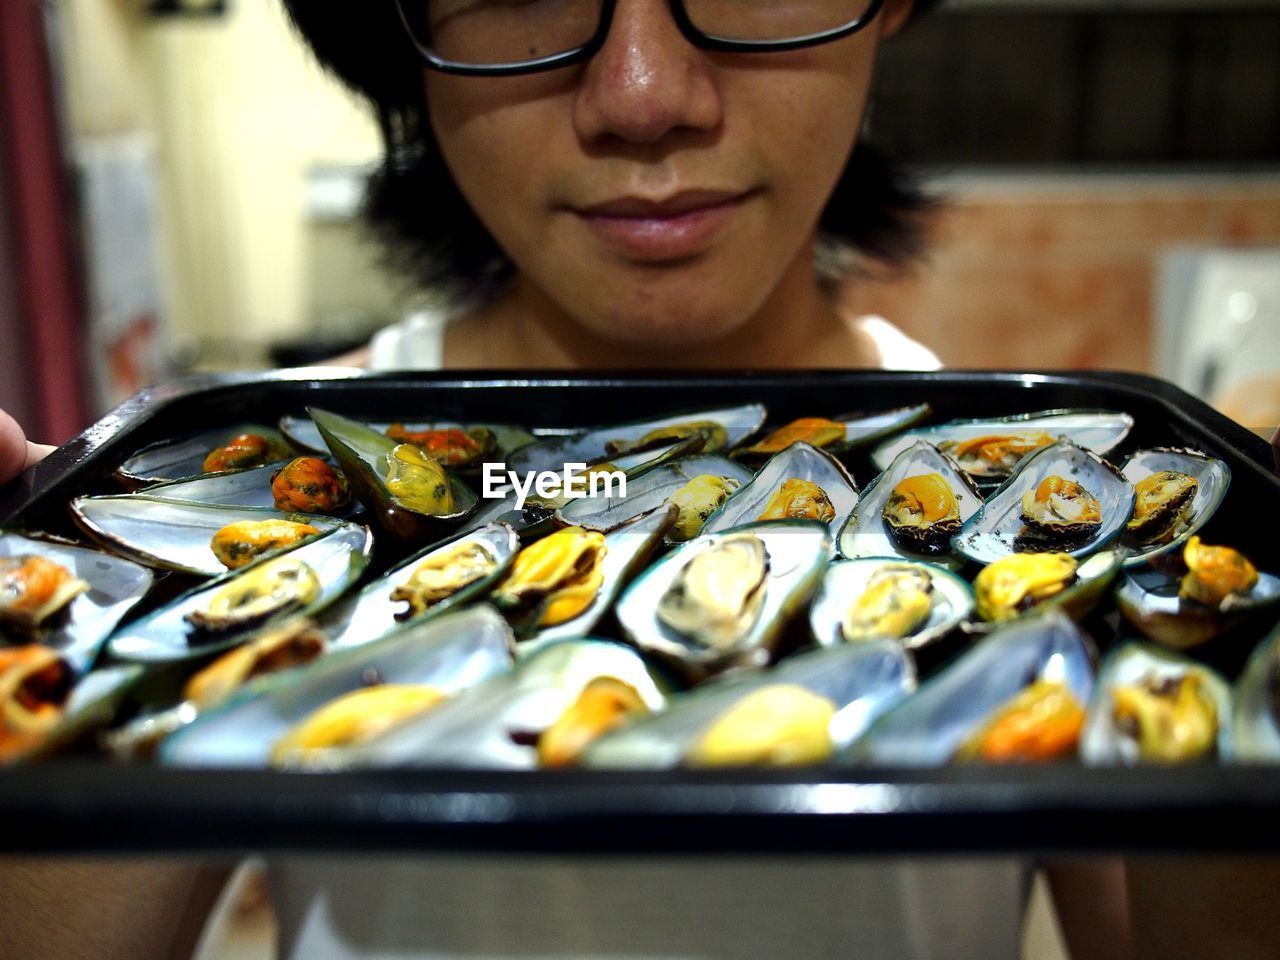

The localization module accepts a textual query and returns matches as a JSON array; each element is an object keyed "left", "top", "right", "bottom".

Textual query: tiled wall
[{"left": 844, "top": 176, "right": 1280, "bottom": 372}]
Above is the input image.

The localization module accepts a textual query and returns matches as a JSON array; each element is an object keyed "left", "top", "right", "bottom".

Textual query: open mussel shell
[
  {"left": 839, "top": 440, "right": 981, "bottom": 565},
  {"left": 116, "top": 425, "right": 293, "bottom": 488},
  {"left": 808, "top": 558, "right": 974, "bottom": 650},
  {"left": 344, "top": 637, "right": 669, "bottom": 769},
  {"left": 1080, "top": 642, "right": 1232, "bottom": 765},
  {"left": 557, "top": 455, "right": 755, "bottom": 536},
  {"left": 130, "top": 464, "right": 285, "bottom": 510},
  {"left": 514, "top": 505, "right": 677, "bottom": 653},
  {"left": 159, "top": 605, "right": 515, "bottom": 767},
  {"left": 871, "top": 409, "right": 1135, "bottom": 481},
  {"left": 321, "top": 522, "right": 519, "bottom": 650},
  {"left": 1232, "top": 621, "right": 1280, "bottom": 762},
  {"left": 280, "top": 414, "right": 534, "bottom": 465},
  {"left": 1115, "top": 565, "right": 1280, "bottom": 650},
  {"left": 951, "top": 439, "right": 1134, "bottom": 566},
  {"left": 70, "top": 497, "right": 352, "bottom": 576},
  {"left": 841, "top": 611, "right": 1095, "bottom": 766},
  {"left": 0, "top": 533, "right": 154, "bottom": 672},
  {"left": 702, "top": 442, "right": 859, "bottom": 548},
  {"left": 616, "top": 519, "right": 830, "bottom": 679},
  {"left": 1118, "top": 448, "right": 1230, "bottom": 568},
  {"left": 458, "top": 440, "right": 695, "bottom": 540},
  {"left": 6, "top": 662, "right": 144, "bottom": 765},
  {"left": 310, "top": 407, "right": 477, "bottom": 541},
  {"left": 107, "top": 525, "right": 372, "bottom": 663},
  {"left": 583, "top": 640, "right": 915, "bottom": 769},
  {"left": 506, "top": 404, "right": 767, "bottom": 475},
  {"left": 733, "top": 403, "right": 931, "bottom": 462},
  {"left": 972, "top": 548, "right": 1124, "bottom": 626}
]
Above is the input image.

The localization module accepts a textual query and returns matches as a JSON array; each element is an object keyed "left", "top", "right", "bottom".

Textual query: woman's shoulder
[
  {"left": 368, "top": 308, "right": 452, "bottom": 372},
  {"left": 845, "top": 313, "right": 943, "bottom": 371}
]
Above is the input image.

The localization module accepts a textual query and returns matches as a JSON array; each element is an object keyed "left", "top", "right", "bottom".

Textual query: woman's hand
[{"left": 0, "top": 408, "right": 55, "bottom": 487}]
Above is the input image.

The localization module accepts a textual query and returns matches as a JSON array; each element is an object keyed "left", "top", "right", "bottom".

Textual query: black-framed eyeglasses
[{"left": 393, "top": 0, "right": 887, "bottom": 76}]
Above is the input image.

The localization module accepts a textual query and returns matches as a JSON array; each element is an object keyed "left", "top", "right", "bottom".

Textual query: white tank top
[
  {"left": 276, "top": 310, "right": 1021, "bottom": 960},
  {"left": 367, "top": 310, "right": 943, "bottom": 372}
]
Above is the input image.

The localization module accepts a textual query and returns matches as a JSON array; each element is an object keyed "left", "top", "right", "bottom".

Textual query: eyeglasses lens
[{"left": 415, "top": 0, "right": 878, "bottom": 68}]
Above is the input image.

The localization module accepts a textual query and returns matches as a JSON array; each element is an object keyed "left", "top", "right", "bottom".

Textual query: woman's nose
[{"left": 572, "top": 0, "right": 724, "bottom": 146}]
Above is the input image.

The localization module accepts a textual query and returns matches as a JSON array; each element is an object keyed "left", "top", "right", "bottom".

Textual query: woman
[{"left": 0, "top": 0, "right": 1135, "bottom": 956}]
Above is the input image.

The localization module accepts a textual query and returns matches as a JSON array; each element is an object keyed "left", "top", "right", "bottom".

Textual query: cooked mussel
[
  {"left": 184, "top": 554, "right": 322, "bottom": 634},
  {"left": 974, "top": 553, "right": 1078, "bottom": 622},
  {"left": 0, "top": 554, "right": 89, "bottom": 629},
  {"left": 735, "top": 417, "right": 846, "bottom": 458},
  {"left": 491, "top": 527, "right": 608, "bottom": 631},
  {"left": 1126, "top": 471, "right": 1197, "bottom": 546},
  {"left": 1020, "top": 475, "right": 1102, "bottom": 540},
  {"left": 1111, "top": 672, "right": 1218, "bottom": 764},
  {"left": 756, "top": 478, "right": 836, "bottom": 523},
  {"left": 669, "top": 474, "right": 741, "bottom": 542},
  {"left": 390, "top": 540, "right": 500, "bottom": 619},
  {"left": 384, "top": 443, "right": 455, "bottom": 515},
  {"left": 537, "top": 676, "right": 649, "bottom": 767},
  {"left": 202, "top": 433, "right": 279, "bottom": 474},
  {"left": 210, "top": 519, "right": 322, "bottom": 571},
  {"left": 684, "top": 684, "right": 837, "bottom": 767},
  {"left": 606, "top": 420, "right": 727, "bottom": 457},
  {"left": 940, "top": 432, "right": 1056, "bottom": 480},
  {"left": 882, "top": 473, "right": 961, "bottom": 551},
  {"left": 271, "top": 684, "right": 449, "bottom": 767},
  {"left": 655, "top": 533, "right": 769, "bottom": 651},
  {"left": 271, "top": 457, "right": 350, "bottom": 514},
  {"left": 954, "top": 679, "right": 1086, "bottom": 764},
  {"left": 0, "top": 646, "right": 73, "bottom": 762},
  {"left": 185, "top": 618, "right": 328, "bottom": 709},
  {"left": 841, "top": 566, "right": 934, "bottom": 643},
  {"left": 1179, "top": 536, "right": 1258, "bottom": 608}
]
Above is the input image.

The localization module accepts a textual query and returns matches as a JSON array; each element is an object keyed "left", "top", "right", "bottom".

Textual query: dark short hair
[{"left": 281, "top": 0, "right": 936, "bottom": 300}]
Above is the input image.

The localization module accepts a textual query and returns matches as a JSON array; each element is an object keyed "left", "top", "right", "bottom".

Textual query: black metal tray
[{"left": 2, "top": 368, "right": 1279, "bottom": 856}]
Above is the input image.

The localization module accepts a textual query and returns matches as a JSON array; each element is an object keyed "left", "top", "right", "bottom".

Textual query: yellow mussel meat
[
  {"left": 974, "top": 552, "right": 1078, "bottom": 622},
  {"left": 1020, "top": 475, "right": 1102, "bottom": 539},
  {"left": 756, "top": 478, "right": 836, "bottom": 523},
  {"left": 390, "top": 541, "right": 499, "bottom": 619},
  {"left": 385, "top": 443, "right": 456, "bottom": 515},
  {"left": 537, "top": 676, "right": 649, "bottom": 768},
  {"left": 271, "top": 684, "right": 448, "bottom": 766},
  {"left": 668, "top": 474, "right": 740, "bottom": 542},
  {"left": 210, "top": 519, "right": 322, "bottom": 571},
  {"left": 954, "top": 679, "right": 1085, "bottom": 764},
  {"left": 1126, "top": 471, "right": 1197, "bottom": 546},
  {"left": 685, "top": 684, "right": 836, "bottom": 767},
  {"left": 1111, "top": 671, "right": 1218, "bottom": 764},
  {"left": 1179, "top": 535, "right": 1258, "bottom": 608},
  {"left": 656, "top": 534, "right": 769, "bottom": 651},
  {"left": 185, "top": 555, "right": 322, "bottom": 634},
  {"left": 841, "top": 567, "right": 934, "bottom": 643},
  {"left": 939, "top": 432, "right": 1055, "bottom": 477},
  {"left": 491, "top": 527, "right": 607, "bottom": 628},
  {"left": 184, "top": 618, "right": 328, "bottom": 709},
  {"left": 740, "top": 417, "right": 846, "bottom": 457},
  {"left": 882, "top": 473, "right": 961, "bottom": 550},
  {"left": 0, "top": 555, "right": 89, "bottom": 629}
]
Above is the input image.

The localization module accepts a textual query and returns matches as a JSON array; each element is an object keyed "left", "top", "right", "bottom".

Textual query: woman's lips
[{"left": 572, "top": 190, "right": 753, "bottom": 263}]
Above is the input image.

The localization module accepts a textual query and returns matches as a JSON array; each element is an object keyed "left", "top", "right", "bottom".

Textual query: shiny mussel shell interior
[
  {"left": 107, "top": 525, "right": 372, "bottom": 663},
  {"left": 159, "top": 605, "right": 515, "bottom": 767},
  {"left": 839, "top": 440, "right": 981, "bottom": 565},
  {"left": 584, "top": 639, "right": 914, "bottom": 769},
  {"left": 733, "top": 403, "right": 930, "bottom": 462},
  {"left": 321, "top": 522, "right": 519, "bottom": 650},
  {"left": 842, "top": 611, "right": 1095, "bottom": 766},
  {"left": 951, "top": 439, "right": 1135, "bottom": 566},
  {"left": 1118, "top": 448, "right": 1230, "bottom": 568},
  {"left": 116, "top": 425, "right": 294, "bottom": 488},
  {"left": 0, "top": 533, "right": 154, "bottom": 673},
  {"left": 616, "top": 519, "right": 830, "bottom": 678},
  {"left": 1080, "top": 642, "right": 1231, "bottom": 765},
  {"left": 1232, "top": 620, "right": 1280, "bottom": 762},
  {"left": 808, "top": 558, "right": 974, "bottom": 650}
]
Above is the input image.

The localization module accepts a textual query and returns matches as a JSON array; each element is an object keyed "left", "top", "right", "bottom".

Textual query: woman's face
[{"left": 424, "top": 0, "right": 911, "bottom": 350}]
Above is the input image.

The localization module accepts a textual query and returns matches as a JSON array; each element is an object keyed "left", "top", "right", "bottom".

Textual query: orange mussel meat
[
  {"left": 384, "top": 425, "right": 491, "bottom": 467},
  {"left": 272, "top": 457, "right": 350, "bottom": 514},
  {"left": 202, "top": 433, "right": 276, "bottom": 474}
]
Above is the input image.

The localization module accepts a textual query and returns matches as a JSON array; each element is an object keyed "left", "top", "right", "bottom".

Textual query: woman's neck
[{"left": 444, "top": 248, "right": 881, "bottom": 370}]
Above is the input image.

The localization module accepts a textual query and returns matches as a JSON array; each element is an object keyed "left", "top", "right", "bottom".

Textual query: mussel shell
[
  {"left": 616, "top": 519, "right": 830, "bottom": 678},
  {"left": 1080, "top": 642, "right": 1232, "bottom": 765},
  {"left": 732, "top": 404, "right": 931, "bottom": 461},
  {"left": 1119, "top": 448, "right": 1230, "bottom": 567},
  {"left": 1232, "top": 621, "right": 1280, "bottom": 762},
  {"left": 130, "top": 464, "right": 287, "bottom": 510},
  {"left": 557, "top": 455, "right": 755, "bottom": 535},
  {"left": 343, "top": 637, "right": 669, "bottom": 769},
  {"left": 1115, "top": 565, "right": 1280, "bottom": 649},
  {"left": 116, "top": 425, "right": 293, "bottom": 488},
  {"left": 159, "top": 605, "right": 515, "bottom": 767},
  {"left": 582, "top": 640, "right": 915, "bottom": 768},
  {"left": 0, "top": 534, "right": 154, "bottom": 672},
  {"left": 871, "top": 409, "right": 1135, "bottom": 479},
  {"left": 12, "top": 664, "right": 144, "bottom": 765},
  {"left": 808, "top": 558, "right": 974, "bottom": 650},
  {"left": 701, "top": 442, "right": 859, "bottom": 549},
  {"left": 838, "top": 440, "right": 981, "bottom": 566},
  {"left": 107, "top": 525, "right": 372, "bottom": 663},
  {"left": 515, "top": 504, "right": 677, "bottom": 654},
  {"left": 310, "top": 407, "right": 477, "bottom": 541},
  {"left": 506, "top": 404, "right": 767, "bottom": 475},
  {"left": 70, "top": 497, "right": 351, "bottom": 576},
  {"left": 951, "top": 439, "right": 1135, "bottom": 565},
  {"left": 321, "top": 523, "right": 519, "bottom": 650},
  {"left": 841, "top": 611, "right": 1095, "bottom": 766},
  {"left": 973, "top": 548, "right": 1123, "bottom": 625},
  {"left": 279, "top": 415, "right": 534, "bottom": 465}
]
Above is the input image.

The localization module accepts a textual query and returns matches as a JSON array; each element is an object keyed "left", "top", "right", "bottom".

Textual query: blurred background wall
[{"left": 1, "top": 0, "right": 1278, "bottom": 436}]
